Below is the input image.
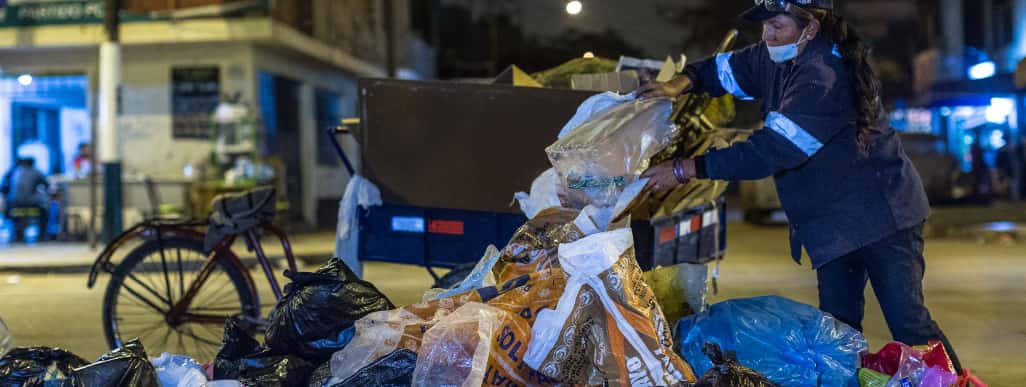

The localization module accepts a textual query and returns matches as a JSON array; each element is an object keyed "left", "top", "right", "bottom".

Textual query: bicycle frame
[
  {"left": 165, "top": 222, "right": 298, "bottom": 325},
  {"left": 90, "top": 219, "right": 299, "bottom": 325},
  {"left": 87, "top": 219, "right": 208, "bottom": 288}
]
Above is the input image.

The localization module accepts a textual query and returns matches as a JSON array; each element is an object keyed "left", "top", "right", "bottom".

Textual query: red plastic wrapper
[
  {"left": 862, "top": 342, "right": 906, "bottom": 376},
  {"left": 914, "top": 341, "right": 955, "bottom": 374},
  {"left": 864, "top": 341, "right": 955, "bottom": 376}
]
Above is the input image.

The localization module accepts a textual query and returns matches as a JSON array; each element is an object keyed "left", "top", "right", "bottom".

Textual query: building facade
[{"left": 0, "top": 0, "right": 432, "bottom": 231}]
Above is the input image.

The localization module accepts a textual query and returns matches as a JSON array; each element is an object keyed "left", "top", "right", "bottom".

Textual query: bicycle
[{"left": 87, "top": 187, "right": 298, "bottom": 361}]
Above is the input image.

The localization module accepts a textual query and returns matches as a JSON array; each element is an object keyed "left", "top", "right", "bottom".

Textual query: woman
[{"left": 638, "top": 0, "right": 962, "bottom": 370}]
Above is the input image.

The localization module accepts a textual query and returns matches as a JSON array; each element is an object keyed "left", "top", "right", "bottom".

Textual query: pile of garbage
[
  {"left": 858, "top": 341, "right": 985, "bottom": 387},
  {"left": 0, "top": 338, "right": 246, "bottom": 387},
  {"left": 0, "top": 91, "right": 981, "bottom": 387}
]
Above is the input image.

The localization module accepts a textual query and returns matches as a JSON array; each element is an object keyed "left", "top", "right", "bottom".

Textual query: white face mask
[{"left": 767, "top": 27, "right": 809, "bottom": 63}]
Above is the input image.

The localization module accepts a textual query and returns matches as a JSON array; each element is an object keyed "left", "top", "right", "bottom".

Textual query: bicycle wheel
[{"left": 102, "top": 236, "right": 259, "bottom": 362}]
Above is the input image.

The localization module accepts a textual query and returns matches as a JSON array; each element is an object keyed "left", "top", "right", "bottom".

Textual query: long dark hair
[{"left": 797, "top": 10, "right": 883, "bottom": 153}]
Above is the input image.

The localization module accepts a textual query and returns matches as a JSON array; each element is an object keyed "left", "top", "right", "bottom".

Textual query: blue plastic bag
[{"left": 676, "top": 296, "right": 867, "bottom": 387}]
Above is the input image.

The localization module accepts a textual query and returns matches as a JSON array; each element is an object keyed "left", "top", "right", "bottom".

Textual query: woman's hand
[
  {"left": 642, "top": 158, "right": 697, "bottom": 194},
  {"left": 637, "top": 76, "right": 693, "bottom": 100}
]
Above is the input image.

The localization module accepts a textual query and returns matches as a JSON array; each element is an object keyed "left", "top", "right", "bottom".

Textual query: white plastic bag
[
  {"left": 513, "top": 168, "right": 564, "bottom": 219},
  {"left": 411, "top": 302, "right": 504, "bottom": 387},
  {"left": 426, "top": 245, "right": 501, "bottom": 301},
  {"left": 151, "top": 352, "right": 207, "bottom": 387},
  {"left": 335, "top": 175, "right": 382, "bottom": 278},
  {"left": 557, "top": 92, "right": 636, "bottom": 139},
  {"left": 547, "top": 97, "right": 677, "bottom": 209},
  {"left": 0, "top": 317, "right": 12, "bottom": 358}
]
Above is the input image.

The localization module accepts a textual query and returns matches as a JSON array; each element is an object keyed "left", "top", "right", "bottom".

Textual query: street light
[
  {"left": 17, "top": 74, "right": 32, "bottom": 86},
  {"left": 566, "top": 1, "right": 582, "bottom": 15}
]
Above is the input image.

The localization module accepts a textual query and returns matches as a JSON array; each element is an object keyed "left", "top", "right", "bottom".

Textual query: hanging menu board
[{"left": 171, "top": 66, "right": 220, "bottom": 139}]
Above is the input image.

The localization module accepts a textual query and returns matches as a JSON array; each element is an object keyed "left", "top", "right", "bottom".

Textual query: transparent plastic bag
[
  {"left": 917, "top": 367, "right": 958, "bottom": 387},
  {"left": 329, "top": 309, "right": 417, "bottom": 382},
  {"left": 644, "top": 262, "right": 710, "bottom": 323},
  {"left": 676, "top": 296, "right": 867, "bottom": 387},
  {"left": 557, "top": 92, "right": 637, "bottom": 139},
  {"left": 331, "top": 287, "right": 494, "bottom": 382},
  {"left": 546, "top": 97, "right": 677, "bottom": 209},
  {"left": 0, "top": 317, "right": 11, "bottom": 358},
  {"left": 425, "top": 245, "right": 501, "bottom": 301},
  {"left": 411, "top": 302, "right": 503, "bottom": 387},
  {"left": 151, "top": 353, "right": 206, "bottom": 387}
]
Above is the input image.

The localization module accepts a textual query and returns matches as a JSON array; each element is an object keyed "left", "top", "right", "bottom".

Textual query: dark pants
[{"left": 817, "top": 224, "right": 963, "bottom": 373}]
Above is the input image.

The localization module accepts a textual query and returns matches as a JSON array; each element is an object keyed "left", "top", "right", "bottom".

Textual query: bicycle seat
[{"left": 204, "top": 187, "right": 277, "bottom": 252}]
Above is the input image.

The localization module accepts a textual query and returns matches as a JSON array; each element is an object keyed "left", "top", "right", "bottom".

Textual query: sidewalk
[
  {"left": 926, "top": 201, "right": 1026, "bottom": 237},
  {"left": 0, "top": 231, "right": 338, "bottom": 273}
]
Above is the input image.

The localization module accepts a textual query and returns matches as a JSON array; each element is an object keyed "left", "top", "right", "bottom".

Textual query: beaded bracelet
[{"left": 673, "top": 158, "right": 689, "bottom": 184}]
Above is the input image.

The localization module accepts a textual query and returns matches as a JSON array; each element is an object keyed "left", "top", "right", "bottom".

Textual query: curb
[{"left": 0, "top": 252, "right": 333, "bottom": 275}]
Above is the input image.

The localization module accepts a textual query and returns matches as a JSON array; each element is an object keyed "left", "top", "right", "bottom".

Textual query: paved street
[{"left": 1, "top": 222, "right": 1024, "bottom": 385}]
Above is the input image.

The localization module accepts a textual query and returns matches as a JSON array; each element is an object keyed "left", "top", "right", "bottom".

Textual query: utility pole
[{"left": 100, "top": 0, "right": 123, "bottom": 242}]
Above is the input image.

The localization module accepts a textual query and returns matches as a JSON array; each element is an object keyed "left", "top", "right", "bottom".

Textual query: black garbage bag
[
  {"left": 337, "top": 349, "right": 417, "bottom": 387},
  {"left": 306, "top": 361, "right": 333, "bottom": 387},
  {"left": 214, "top": 317, "right": 316, "bottom": 387},
  {"left": 432, "top": 262, "right": 476, "bottom": 289},
  {"left": 265, "top": 259, "right": 394, "bottom": 361},
  {"left": 214, "top": 317, "right": 262, "bottom": 380},
  {"left": 695, "top": 343, "right": 780, "bottom": 387},
  {"left": 72, "top": 339, "right": 158, "bottom": 387},
  {"left": 236, "top": 349, "right": 315, "bottom": 387},
  {"left": 0, "top": 347, "right": 88, "bottom": 386}
]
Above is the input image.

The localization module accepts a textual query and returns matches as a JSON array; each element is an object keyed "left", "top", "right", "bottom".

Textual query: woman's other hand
[{"left": 637, "top": 76, "right": 693, "bottom": 100}]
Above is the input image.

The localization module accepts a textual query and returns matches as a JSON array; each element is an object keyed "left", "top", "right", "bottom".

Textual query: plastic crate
[{"left": 646, "top": 197, "right": 726, "bottom": 270}]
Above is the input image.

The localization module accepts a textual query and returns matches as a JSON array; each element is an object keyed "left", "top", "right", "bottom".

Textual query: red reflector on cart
[
  {"left": 428, "top": 220, "right": 465, "bottom": 235},
  {"left": 658, "top": 226, "right": 676, "bottom": 244}
]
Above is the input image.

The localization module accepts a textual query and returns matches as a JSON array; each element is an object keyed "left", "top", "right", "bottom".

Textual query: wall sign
[{"left": 171, "top": 66, "right": 220, "bottom": 139}]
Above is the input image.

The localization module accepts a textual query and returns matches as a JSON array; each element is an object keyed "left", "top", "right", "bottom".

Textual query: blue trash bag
[{"left": 676, "top": 296, "right": 867, "bottom": 387}]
